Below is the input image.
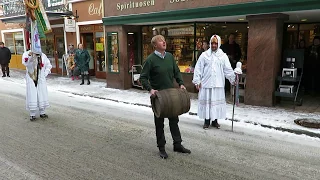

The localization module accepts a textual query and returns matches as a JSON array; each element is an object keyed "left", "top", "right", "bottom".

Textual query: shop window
[
  {"left": 196, "top": 23, "right": 248, "bottom": 70},
  {"left": 142, "top": 24, "right": 195, "bottom": 73},
  {"left": 127, "top": 32, "right": 139, "bottom": 73},
  {"left": 4, "top": 32, "right": 25, "bottom": 55},
  {"left": 95, "top": 32, "right": 106, "bottom": 72},
  {"left": 298, "top": 24, "right": 320, "bottom": 48},
  {"left": 107, "top": 32, "right": 119, "bottom": 73},
  {"left": 40, "top": 34, "right": 55, "bottom": 68}
]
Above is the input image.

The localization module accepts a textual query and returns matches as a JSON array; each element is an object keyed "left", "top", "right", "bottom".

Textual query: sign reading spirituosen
[{"left": 116, "top": 0, "right": 155, "bottom": 11}]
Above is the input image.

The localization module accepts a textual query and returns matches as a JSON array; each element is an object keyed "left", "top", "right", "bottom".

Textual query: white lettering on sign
[
  {"left": 169, "top": 0, "right": 193, "bottom": 3},
  {"left": 88, "top": 3, "right": 102, "bottom": 16},
  {"left": 116, "top": 0, "right": 155, "bottom": 11}
]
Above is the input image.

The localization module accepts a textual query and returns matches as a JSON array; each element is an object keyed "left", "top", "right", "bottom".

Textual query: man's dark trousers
[
  {"left": 1, "top": 64, "right": 9, "bottom": 76},
  {"left": 154, "top": 114, "right": 182, "bottom": 148}
]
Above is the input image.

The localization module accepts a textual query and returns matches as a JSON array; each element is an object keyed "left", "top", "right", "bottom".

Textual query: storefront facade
[
  {"left": 0, "top": 1, "right": 72, "bottom": 73},
  {"left": 69, "top": 0, "right": 106, "bottom": 78},
  {"left": 102, "top": 0, "right": 320, "bottom": 107}
]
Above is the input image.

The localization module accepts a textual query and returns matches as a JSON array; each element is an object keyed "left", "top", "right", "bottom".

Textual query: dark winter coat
[
  {"left": 221, "top": 41, "right": 242, "bottom": 68},
  {"left": 0, "top": 47, "right": 12, "bottom": 64},
  {"left": 75, "top": 49, "right": 90, "bottom": 72}
]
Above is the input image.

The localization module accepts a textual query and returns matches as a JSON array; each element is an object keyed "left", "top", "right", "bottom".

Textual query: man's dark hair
[{"left": 0, "top": 42, "right": 4, "bottom": 45}]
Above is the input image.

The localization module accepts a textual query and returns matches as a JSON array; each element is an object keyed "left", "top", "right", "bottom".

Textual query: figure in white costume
[
  {"left": 192, "top": 35, "right": 242, "bottom": 129},
  {"left": 22, "top": 51, "right": 52, "bottom": 121}
]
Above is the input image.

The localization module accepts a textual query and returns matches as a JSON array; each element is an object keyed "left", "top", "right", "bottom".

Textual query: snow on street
[{"left": 0, "top": 71, "right": 320, "bottom": 179}]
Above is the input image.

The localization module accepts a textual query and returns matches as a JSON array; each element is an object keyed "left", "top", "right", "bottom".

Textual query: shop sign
[
  {"left": 88, "top": 2, "right": 102, "bottom": 16},
  {"left": 116, "top": 0, "right": 155, "bottom": 11},
  {"left": 168, "top": 27, "right": 193, "bottom": 36},
  {"left": 64, "top": 18, "right": 76, "bottom": 32}
]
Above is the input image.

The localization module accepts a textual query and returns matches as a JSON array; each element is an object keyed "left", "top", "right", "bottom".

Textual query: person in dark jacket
[
  {"left": 140, "top": 35, "right": 191, "bottom": 159},
  {"left": 0, "top": 42, "right": 12, "bottom": 77},
  {"left": 221, "top": 33, "right": 242, "bottom": 93},
  {"left": 221, "top": 33, "right": 242, "bottom": 69},
  {"left": 75, "top": 43, "right": 91, "bottom": 85}
]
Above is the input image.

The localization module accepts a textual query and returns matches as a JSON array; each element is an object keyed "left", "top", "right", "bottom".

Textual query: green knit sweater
[{"left": 140, "top": 52, "right": 184, "bottom": 91}]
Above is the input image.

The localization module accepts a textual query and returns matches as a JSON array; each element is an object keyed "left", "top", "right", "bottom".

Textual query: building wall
[{"left": 105, "top": 0, "right": 261, "bottom": 17}]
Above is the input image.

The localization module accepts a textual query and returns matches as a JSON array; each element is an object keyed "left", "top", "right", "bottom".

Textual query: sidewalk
[{"left": 3, "top": 70, "right": 320, "bottom": 138}]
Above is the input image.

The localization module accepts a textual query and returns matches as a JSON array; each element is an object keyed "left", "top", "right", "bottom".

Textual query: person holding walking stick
[{"left": 192, "top": 34, "right": 242, "bottom": 129}]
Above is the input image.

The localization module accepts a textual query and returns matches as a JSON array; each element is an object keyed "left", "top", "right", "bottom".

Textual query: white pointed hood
[{"left": 203, "top": 34, "right": 226, "bottom": 58}]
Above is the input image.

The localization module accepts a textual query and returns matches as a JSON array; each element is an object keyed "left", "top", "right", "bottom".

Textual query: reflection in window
[
  {"left": 95, "top": 32, "right": 106, "bottom": 72},
  {"left": 142, "top": 23, "right": 248, "bottom": 73},
  {"left": 142, "top": 24, "right": 195, "bottom": 73},
  {"left": 41, "top": 34, "right": 55, "bottom": 68},
  {"left": 4, "top": 32, "right": 25, "bottom": 55},
  {"left": 107, "top": 32, "right": 119, "bottom": 73}
]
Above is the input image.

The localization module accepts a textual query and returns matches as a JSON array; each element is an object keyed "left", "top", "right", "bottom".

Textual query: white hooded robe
[
  {"left": 22, "top": 51, "right": 52, "bottom": 114},
  {"left": 192, "top": 35, "right": 236, "bottom": 120}
]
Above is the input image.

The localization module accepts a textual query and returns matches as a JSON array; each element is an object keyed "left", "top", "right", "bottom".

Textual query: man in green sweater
[{"left": 140, "top": 35, "right": 191, "bottom": 159}]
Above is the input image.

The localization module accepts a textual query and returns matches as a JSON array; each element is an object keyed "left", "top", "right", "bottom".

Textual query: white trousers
[{"left": 30, "top": 108, "right": 46, "bottom": 116}]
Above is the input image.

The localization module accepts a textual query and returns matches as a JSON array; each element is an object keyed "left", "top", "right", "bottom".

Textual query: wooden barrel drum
[{"left": 151, "top": 88, "right": 191, "bottom": 118}]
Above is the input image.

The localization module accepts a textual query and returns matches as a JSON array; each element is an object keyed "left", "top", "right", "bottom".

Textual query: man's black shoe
[
  {"left": 30, "top": 116, "right": 36, "bottom": 121},
  {"left": 159, "top": 147, "right": 168, "bottom": 159},
  {"left": 40, "top": 114, "right": 48, "bottom": 118},
  {"left": 159, "top": 150, "right": 168, "bottom": 159},
  {"left": 2, "top": 75, "right": 6, "bottom": 77},
  {"left": 173, "top": 145, "right": 191, "bottom": 154}
]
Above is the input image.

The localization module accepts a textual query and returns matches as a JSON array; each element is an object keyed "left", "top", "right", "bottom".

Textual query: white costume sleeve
[
  {"left": 42, "top": 53, "right": 52, "bottom": 77},
  {"left": 22, "top": 51, "right": 35, "bottom": 73},
  {"left": 223, "top": 55, "right": 236, "bottom": 84},
  {"left": 192, "top": 54, "right": 204, "bottom": 85}
]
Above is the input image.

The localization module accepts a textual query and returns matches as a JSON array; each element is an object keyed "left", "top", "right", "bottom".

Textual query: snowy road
[{"left": 0, "top": 80, "right": 320, "bottom": 180}]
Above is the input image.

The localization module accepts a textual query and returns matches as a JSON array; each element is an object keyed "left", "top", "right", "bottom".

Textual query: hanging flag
[
  {"left": 31, "top": 21, "right": 43, "bottom": 54},
  {"left": 34, "top": 0, "right": 52, "bottom": 36}
]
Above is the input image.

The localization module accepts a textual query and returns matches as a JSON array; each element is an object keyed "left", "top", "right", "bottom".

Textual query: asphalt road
[{"left": 0, "top": 80, "right": 320, "bottom": 180}]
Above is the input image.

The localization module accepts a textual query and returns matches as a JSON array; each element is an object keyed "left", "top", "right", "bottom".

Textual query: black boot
[
  {"left": 2, "top": 74, "right": 5, "bottom": 77},
  {"left": 211, "top": 119, "right": 220, "bottom": 129},
  {"left": 80, "top": 75, "right": 84, "bottom": 85},
  {"left": 40, "top": 114, "right": 48, "bottom": 119},
  {"left": 30, "top": 116, "right": 36, "bottom": 121},
  {"left": 86, "top": 75, "right": 90, "bottom": 85},
  {"left": 203, "top": 119, "right": 210, "bottom": 129},
  {"left": 173, "top": 145, "right": 191, "bottom": 154},
  {"left": 159, "top": 147, "right": 168, "bottom": 159}
]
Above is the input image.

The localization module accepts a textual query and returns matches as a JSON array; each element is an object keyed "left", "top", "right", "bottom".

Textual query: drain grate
[{"left": 294, "top": 118, "right": 320, "bottom": 129}]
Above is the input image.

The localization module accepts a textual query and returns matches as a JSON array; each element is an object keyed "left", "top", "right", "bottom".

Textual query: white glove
[{"left": 234, "top": 62, "right": 242, "bottom": 74}]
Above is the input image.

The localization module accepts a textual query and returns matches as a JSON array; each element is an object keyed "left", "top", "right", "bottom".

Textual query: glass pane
[
  {"left": 128, "top": 33, "right": 139, "bottom": 72},
  {"left": 196, "top": 23, "right": 248, "bottom": 70},
  {"left": 4, "top": 33, "right": 15, "bottom": 54},
  {"left": 84, "top": 34, "right": 94, "bottom": 70},
  {"left": 95, "top": 32, "right": 105, "bottom": 72},
  {"left": 14, "top": 32, "right": 24, "bottom": 55},
  {"left": 56, "top": 37, "right": 65, "bottom": 69},
  {"left": 299, "top": 24, "right": 320, "bottom": 49},
  {"left": 107, "top": 32, "right": 119, "bottom": 73},
  {"left": 41, "top": 34, "right": 55, "bottom": 68},
  {"left": 142, "top": 23, "right": 195, "bottom": 73}
]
